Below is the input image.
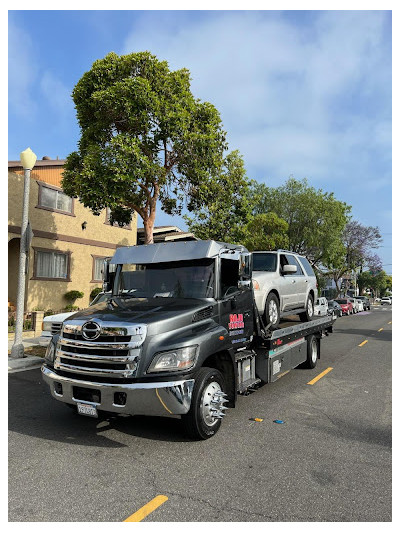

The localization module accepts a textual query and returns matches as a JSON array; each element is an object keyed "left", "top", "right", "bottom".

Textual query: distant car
[
  {"left": 334, "top": 298, "right": 353, "bottom": 316},
  {"left": 354, "top": 299, "right": 364, "bottom": 312},
  {"left": 328, "top": 300, "right": 343, "bottom": 318},
  {"left": 357, "top": 296, "right": 371, "bottom": 310},
  {"left": 39, "top": 291, "right": 111, "bottom": 346},
  {"left": 348, "top": 298, "right": 359, "bottom": 313},
  {"left": 381, "top": 297, "right": 392, "bottom": 305},
  {"left": 314, "top": 297, "right": 328, "bottom": 316}
]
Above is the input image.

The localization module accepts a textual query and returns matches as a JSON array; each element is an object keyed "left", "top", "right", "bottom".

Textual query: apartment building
[{"left": 8, "top": 156, "right": 137, "bottom": 312}]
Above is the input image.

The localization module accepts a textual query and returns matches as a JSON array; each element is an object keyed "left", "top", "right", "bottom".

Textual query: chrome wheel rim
[
  {"left": 268, "top": 300, "right": 279, "bottom": 324},
  {"left": 307, "top": 297, "right": 314, "bottom": 317},
  {"left": 201, "top": 381, "right": 222, "bottom": 427},
  {"left": 311, "top": 339, "right": 318, "bottom": 364}
]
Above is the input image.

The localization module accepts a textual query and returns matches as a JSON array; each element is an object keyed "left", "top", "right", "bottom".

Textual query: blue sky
[{"left": 8, "top": 10, "right": 392, "bottom": 273}]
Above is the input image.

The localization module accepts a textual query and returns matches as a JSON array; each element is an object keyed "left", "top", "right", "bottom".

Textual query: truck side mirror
[
  {"left": 102, "top": 258, "right": 116, "bottom": 292},
  {"left": 239, "top": 252, "right": 252, "bottom": 279}
]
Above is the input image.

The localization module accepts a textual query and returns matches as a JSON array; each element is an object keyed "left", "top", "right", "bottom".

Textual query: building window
[
  {"left": 104, "top": 208, "right": 131, "bottom": 230},
  {"left": 33, "top": 249, "right": 71, "bottom": 281},
  {"left": 37, "top": 182, "right": 74, "bottom": 215},
  {"left": 92, "top": 255, "right": 111, "bottom": 282}
]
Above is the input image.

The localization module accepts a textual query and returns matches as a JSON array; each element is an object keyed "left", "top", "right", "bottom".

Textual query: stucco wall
[{"left": 8, "top": 170, "right": 137, "bottom": 311}]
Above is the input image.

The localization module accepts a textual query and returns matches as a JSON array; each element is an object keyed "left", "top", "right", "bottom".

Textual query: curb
[{"left": 8, "top": 356, "right": 44, "bottom": 371}]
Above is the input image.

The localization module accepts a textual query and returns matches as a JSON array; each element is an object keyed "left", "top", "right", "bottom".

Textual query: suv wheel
[
  {"left": 264, "top": 293, "right": 280, "bottom": 327},
  {"left": 300, "top": 293, "right": 314, "bottom": 322}
]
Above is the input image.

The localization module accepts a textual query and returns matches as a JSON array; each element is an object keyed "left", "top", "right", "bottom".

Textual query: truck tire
[
  {"left": 299, "top": 293, "right": 314, "bottom": 322},
  {"left": 182, "top": 367, "right": 226, "bottom": 440},
  {"left": 302, "top": 335, "right": 319, "bottom": 368},
  {"left": 264, "top": 293, "right": 280, "bottom": 327}
]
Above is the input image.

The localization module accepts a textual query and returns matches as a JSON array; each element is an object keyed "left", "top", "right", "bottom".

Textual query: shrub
[
  {"left": 64, "top": 305, "right": 79, "bottom": 312},
  {"left": 90, "top": 287, "right": 102, "bottom": 300},
  {"left": 64, "top": 290, "right": 84, "bottom": 303}
]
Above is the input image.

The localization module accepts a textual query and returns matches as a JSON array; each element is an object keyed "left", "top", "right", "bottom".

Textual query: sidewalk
[{"left": 8, "top": 336, "right": 45, "bottom": 372}]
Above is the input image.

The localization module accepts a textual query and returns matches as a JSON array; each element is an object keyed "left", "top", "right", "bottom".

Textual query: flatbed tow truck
[{"left": 42, "top": 240, "right": 334, "bottom": 439}]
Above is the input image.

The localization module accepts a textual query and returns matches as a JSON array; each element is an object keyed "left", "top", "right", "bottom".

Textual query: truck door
[{"left": 219, "top": 257, "right": 254, "bottom": 349}]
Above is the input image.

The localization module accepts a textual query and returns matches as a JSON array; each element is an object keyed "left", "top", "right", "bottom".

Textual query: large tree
[
  {"left": 184, "top": 150, "right": 255, "bottom": 243},
  {"left": 251, "top": 177, "right": 351, "bottom": 267},
  {"left": 327, "top": 221, "right": 382, "bottom": 295},
  {"left": 62, "top": 51, "right": 227, "bottom": 244}
]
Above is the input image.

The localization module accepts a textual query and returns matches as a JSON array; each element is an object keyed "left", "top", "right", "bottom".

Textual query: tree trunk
[{"left": 142, "top": 218, "right": 154, "bottom": 244}]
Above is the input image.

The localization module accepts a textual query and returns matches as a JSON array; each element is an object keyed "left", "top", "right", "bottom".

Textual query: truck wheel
[
  {"left": 302, "top": 335, "right": 319, "bottom": 368},
  {"left": 182, "top": 367, "right": 227, "bottom": 440},
  {"left": 264, "top": 293, "right": 280, "bottom": 327},
  {"left": 300, "top": 294, "right": 314, "bottom": 322}
]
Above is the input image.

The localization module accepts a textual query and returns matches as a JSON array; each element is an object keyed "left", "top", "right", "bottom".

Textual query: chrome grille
[
  {"left": 54, "top": 321, "right": 147, "bottom": 379},
  {"left": 51, "top": 323, "right": 62, "bottom": 335}
]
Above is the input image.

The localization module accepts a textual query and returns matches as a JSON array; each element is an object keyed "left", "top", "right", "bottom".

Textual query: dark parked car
[
  {"left": 328, "top": 300, "right": 343, "bottom": 317},
  {"left": 357, "top": 295, "right": 371, "bottom": 310},
  {"left": 334, "top": 298, "right": 353, "bottom": 315}
]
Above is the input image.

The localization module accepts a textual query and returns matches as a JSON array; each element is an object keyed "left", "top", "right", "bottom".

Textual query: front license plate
[{"left": 77, "top": 403, "right": 98, "bottom": 418}]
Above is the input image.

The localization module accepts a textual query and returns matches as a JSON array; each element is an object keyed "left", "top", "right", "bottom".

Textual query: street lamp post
[{"left": 10, "top": 148, "right": 37, "bottom": 359}]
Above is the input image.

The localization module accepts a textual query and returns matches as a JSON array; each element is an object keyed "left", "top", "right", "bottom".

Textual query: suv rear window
[
  {"left": 297, "top": 256, "right": 315, "bottom": 277},
  {"left": 253, "top": 253, "right": 277, "bottom": 272}
]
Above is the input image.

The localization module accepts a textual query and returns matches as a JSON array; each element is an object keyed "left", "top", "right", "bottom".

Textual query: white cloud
[
  {"left": 121, "top": 11, "right": 391, "bottom": 187},
  {"left": 8, "top": 18, "right": 38, "bottom": 119}
]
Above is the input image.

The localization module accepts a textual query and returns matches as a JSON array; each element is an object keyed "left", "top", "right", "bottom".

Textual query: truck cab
[{"left": 42, "top": 241, "right": 256, "bottom": 439}]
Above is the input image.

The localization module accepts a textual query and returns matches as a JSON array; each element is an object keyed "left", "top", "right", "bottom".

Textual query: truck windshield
[
  {"left": 253, "top": 252, "right": 277, "bottom": 272},
  {"left": 116, "top": 259, "right": 215, "bottom": 299}
]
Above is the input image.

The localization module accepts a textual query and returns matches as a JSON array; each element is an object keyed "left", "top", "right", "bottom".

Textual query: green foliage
[
  {"left": 357, "top": 271, "right": 373, "bottom": 295},
  {"left": 44, "top": 310, "right": 55, "bottom": 317},
  {"left": 241, "top": 213, "right": 289, "bottom": 251},
  {"left": 64, "top": 305, "right": 80, "bottom": 312},
  {"left": 184, "top": 150, "right": 255, "bottom": 243},
  {"left": 64, "top": 290, "right": 84, "bottom": 303},
  {"left": 90, "top": 287, "right": 103, "bottom": 300},
  {"left": 252, "top": 177, "right": 350, "bottom": 267},
  {"left": 62, "top": 51, "right": 227, "bottom": 243}
]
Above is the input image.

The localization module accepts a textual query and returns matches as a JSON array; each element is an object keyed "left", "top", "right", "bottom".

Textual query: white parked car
[
  {"left": 354, "top": 299, "right": 364, "bottom": 312},
  {"left": 39, "top": 292, "right": 110, "bottom": 345},
  {"left": 381, "top": 297, "right": 392, "bottom": 305},
  {"left": 314, "top": 297, "right": 328, "bottom": 316},
  {"left": 252, "top": 250, "right": 318, "bottom": 327}
]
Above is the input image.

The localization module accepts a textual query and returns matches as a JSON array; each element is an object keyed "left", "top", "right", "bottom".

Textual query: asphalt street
[{"left": 8, "top": 306, "right": 392, "bottom": 522}]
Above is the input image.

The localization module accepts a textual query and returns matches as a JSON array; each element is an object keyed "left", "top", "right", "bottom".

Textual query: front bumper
[
  {"left": 41, "top": 365, "right": 194, "bottom": 417},
  {"left": 38, "top": 334, "right": 51, "bottom": 346}
]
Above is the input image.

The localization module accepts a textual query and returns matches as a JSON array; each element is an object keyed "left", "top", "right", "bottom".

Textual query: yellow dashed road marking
[
  {"left": 388, "top": 321, "right": 391, "bottom": 325},
  {"left": 124, "top": 495, "right": 168, "bottom": 522},
  {"left": 359, "top": 340, "right": 368, "bottom": 347},
  {"left": 307, "top": 367, "right": 333, "bottom": 385},
  {"left": 378, "top": 328, "right": 383, "bottom": 332}
]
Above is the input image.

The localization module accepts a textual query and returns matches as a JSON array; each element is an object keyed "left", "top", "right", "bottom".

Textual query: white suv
[{"left": 252, "top": 250, "right": 317, "bottom": 327}]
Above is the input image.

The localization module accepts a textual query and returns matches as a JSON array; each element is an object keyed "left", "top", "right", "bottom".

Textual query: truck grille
[
  {"left": 51, "top": 323, "right": 62, "bottom": 335},
  {"left": 54, "top": 322, "right": 146, "bottom": 379}
]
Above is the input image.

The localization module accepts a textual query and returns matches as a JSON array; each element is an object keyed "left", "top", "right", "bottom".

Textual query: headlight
[
  {"left": 42, "top": 322, "right": 53, "bottom": 332},
  {"left": 44, "top": 342, "right": 55, "bottom": 363},
  {"left": 147, "top": 345, "right": 199, "bottom": 373}
]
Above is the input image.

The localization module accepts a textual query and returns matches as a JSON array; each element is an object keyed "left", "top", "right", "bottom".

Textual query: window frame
[
  {"left": 91, "top": 255, "right": 112, "bottom": 283},
  {"left": 36, "top": 181, "right": 75, "bottom": 216},
  {"left": 31, "top": 247, "right": 72, "bottom": 281}
]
